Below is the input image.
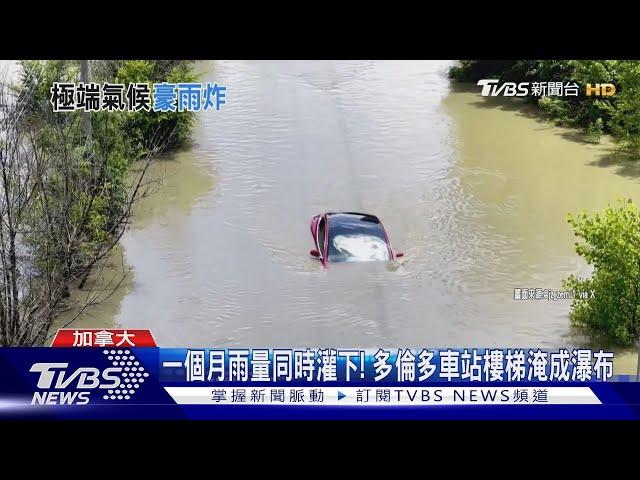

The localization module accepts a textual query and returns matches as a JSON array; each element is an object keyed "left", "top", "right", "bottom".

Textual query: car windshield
[{"left": 327, "top": 214, "right": 390, "bottom": 262}]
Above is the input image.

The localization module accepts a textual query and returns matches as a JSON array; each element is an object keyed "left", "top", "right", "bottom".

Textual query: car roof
[
  {"left": 326, "top": 212, "right": 381, "bottom": 223},
  {"left": 326, "top": 212, "right": 386, "bottom": 234}
]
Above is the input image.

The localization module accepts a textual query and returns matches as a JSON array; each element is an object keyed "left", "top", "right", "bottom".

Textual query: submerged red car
[{"left": 310, "top": 212, "right": 403, "bottom": 266}]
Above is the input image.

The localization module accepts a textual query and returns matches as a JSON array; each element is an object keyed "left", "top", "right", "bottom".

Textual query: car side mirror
[
  {"left": 395, "top": 252, "right": 404, "bottom": 258},
  {"left": 310, "top": 249, "right": 321, "bottom": 258}
]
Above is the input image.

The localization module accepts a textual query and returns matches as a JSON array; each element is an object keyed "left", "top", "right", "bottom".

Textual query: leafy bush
[
  {"left": 563, "top": 199, "right": 640, "bottom": 346},
  {"left": 587, "top": 118, "right": 604, "bottom": 143},
  {"left": 116, "top": 60, "right": 198, "bottom": 155}
]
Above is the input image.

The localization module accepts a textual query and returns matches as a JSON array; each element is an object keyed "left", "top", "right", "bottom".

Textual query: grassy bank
[{"left": 449, "top": 60, "right": 640, "bottom": 154}]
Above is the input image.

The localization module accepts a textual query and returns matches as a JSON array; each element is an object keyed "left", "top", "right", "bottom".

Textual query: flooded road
[{"left": 36, "top": 61, "right": 640, "bottom": 359}]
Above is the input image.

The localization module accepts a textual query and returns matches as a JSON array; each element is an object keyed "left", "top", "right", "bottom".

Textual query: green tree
[
  {"left": 0, "top": 59, "right": 198, "bottom": 344},
  {"left": 563, "top": 199, "right": 640, "bottom": 346},
  {"left": 609, "top": 61, "right": 640, "bottom": 152}
]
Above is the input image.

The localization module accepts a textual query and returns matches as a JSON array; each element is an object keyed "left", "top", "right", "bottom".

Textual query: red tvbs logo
[{"left": 29, "top": 350, "right": 148, "bottom": 405}]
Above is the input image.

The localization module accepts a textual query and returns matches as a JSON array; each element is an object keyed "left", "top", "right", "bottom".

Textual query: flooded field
[{"left": 6, "top": 60, "right": 638, "bottom": 371}]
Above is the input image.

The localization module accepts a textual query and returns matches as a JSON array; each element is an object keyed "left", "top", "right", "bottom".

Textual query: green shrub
[
  {"left": 563, "top": 199, "right": 640, "bottom": 346},
  {"left": 116, "top": 60, "right": 198, "bottom": 155}
]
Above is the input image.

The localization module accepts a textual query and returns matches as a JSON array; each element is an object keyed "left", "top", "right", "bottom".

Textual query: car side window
[{"left": 317, "top": 218, "right": 326, "bottom": 257}]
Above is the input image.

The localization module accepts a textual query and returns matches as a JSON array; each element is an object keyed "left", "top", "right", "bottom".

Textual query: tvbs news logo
[
  {"left": 478, "top": 79, "right": 616, "bottom": 97},
  {"left": 29, "top": 349, "right": 147, "bottom": 405}
]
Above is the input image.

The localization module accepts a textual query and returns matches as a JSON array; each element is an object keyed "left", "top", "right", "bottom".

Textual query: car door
[
  {"left": 310, "top": 215, "right": 320, "bottom": 240},
  {"left": 317, "top": 216, "right": 327, "bottom": 259},
  {"left": 310, "top": 214, "right": 327, "bottom": 262}
]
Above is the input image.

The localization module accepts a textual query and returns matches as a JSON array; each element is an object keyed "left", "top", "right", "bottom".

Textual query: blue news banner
[{"left": 1, "top": 347, "right": 639, "bottom": 419}]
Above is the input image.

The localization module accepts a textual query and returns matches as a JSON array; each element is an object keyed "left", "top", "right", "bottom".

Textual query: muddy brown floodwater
[{"left": 11, "top": 60, "right": 639, "bottom": 372}]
